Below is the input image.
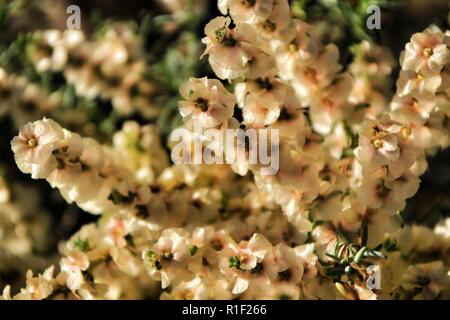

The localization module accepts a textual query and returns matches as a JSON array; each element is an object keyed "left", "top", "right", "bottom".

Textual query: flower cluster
[
  {"left": 0, "top": 68, "right": 58, "bottom": 128},
  {"left": 10, "top": 118, "right": 172, "bottom": 215},
  {"left": 355, "top": 27, "right": 450, "bottom": 216},
  {"left": 27, "top": 24, "right": 159, "bottom": 117},
  {"left": 171, "top": 0, "right": 450, "bottom": 299},
  {"left": 2, "top": 0, "right": 450, "bottom": 300},
  {"left": 0, "top": 173, "right": 50, "bottom": 257}
]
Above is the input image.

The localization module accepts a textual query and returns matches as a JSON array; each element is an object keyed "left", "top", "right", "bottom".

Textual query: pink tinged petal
[{"left": 11, "top": 137, "right": 29, "bottom": 159}]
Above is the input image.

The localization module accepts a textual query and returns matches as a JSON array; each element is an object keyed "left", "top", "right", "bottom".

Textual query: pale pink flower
[
  {"left": 269, "top": 94, "right": 306, "bottom": 150},
  {"left": 294, "top": 44, "right": 342, "bottom": 91},
  {"left": 60, "top": 251, "right": 90, "bottom": 291},
  {"left": 218, "top": 234, "right": 274, "bottom": 294},
  {"left": 226, "top": 233, "right": 272, "bottom": 270},
  {"left": 14, "top": 268, "right": 55, "bottom": 300},
  {"left": 273, "top": 243, "right": 304, "bottom": 284},
  {"left": 179, "top": 77, "right": 235, "bottom": 129},
  {"left": 275, "top": 21, "right": 320, "bottom": 80},
  {"left": 356, "top": 116, "right": 402, "bottom": 168},
  {"left": 390, "top": 94, "right": 436, "bottom": 126},
  {"left": 252, "top": 0, "right": 291, "bottom": 45},
  {"left": 202, "top": 17, "right": 257, "bottom": 80},
  {"left": 397, "top": 69, "right": 442, "bottom": 97},
  {"left": 11, "top": 118, "right": 64, "bottom": 178},
  {"left": 401, "top": 29, "right": 450, "bottom": 75},
  {"left": 225, "top": 0, "right": 274, "bottom": 24},
  {"left": 235, "top": 77, "right": 289, "bottom": 127},
  {"left": 309, "top": 73, "right": 352, "bottom": 135},
  {"left": 143, "top": 228, "right": 192, "bottom": 289}
]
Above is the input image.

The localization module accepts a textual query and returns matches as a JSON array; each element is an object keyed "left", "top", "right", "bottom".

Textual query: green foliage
[
  {"left": 0, "top": 0, "right": 25, "bottom": 28},
  {"left": 291, "top": 0, "right": 396, "bottom": 42}
]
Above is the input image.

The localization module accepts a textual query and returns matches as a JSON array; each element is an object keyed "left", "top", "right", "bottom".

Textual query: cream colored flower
[
  {"left": 11, "top": 118, "right": 64, "bottom": 178},
  {"left": 356, "top": 116, "right": 402, "bottom": 166},
  {"left": 357, "top": 171, "right": 420, "bottom": 215},
  {"left": 60, "top": 251, "right": 90, "bottom": 291},
  {"left": 273, "top": 243, "right": 304, "bottom": 284},
  {"left": 14, "top": 268, "right": 55, "bottom": 300},
  {"left": 143, "top": 228, "right": 192, "bottom": 288},
  {"left": 202, "top": 17, "right": 259, "bottom": 80},
  {"left": 397, "top": 69, "right": 442, "bottom": 97},
  {"left": 252, "top": 0, "right": 291, "bottom": 48},
  {"left": 224, "top": 234, "right": 272, "bottom": 271},
  {"left": 402, "top": 29, "right": 450, "bottom": 75},
  {"left": 291, "top": 46, "right": 343, "bottom": 108},
  {"left": 235, "top": 77, "right": 289, "bottom": 127},
  {"left": 179, "top": 77, "right": 235, "bottom": 129},
  {"left": 262, "top": 143, "right": 321, "bottom": 201},
  {"left": 269, "top": 94, "right": 306, "bottom": 150},
  {"left": 222, "top": 0, "right": 275, "bottom": 24},
  {"left": 218, "top": 233, "right": 274, "bottom": 295},
  {"left": 402, "top": 261, "right": 450, "bottom": 300},
  {"left": 220, "top": 0, "right": 276, "bottom": 22},
  {"left": 275, "top": 20, "right": 321, "bottom": 80},
  {"left": 161, "top": 276, "right": 211, "bottom": 300},
  {"left": 28, "top": 30, "right": 67, "bottom": 72},
  {"left": 293, "top": 244, "right": 318, "bottom": 281},
  {"left": 309, "top": 73, "right": 352, "bottom": 135}
]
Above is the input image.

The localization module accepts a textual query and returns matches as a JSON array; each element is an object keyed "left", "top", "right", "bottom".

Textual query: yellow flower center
[
  {"left": 373, "top": 139, "right": 384, "bottom": 149},
  {"left": 369, "top": 125, "right": 382, "bottom": 136},
  {"left": 288, "top": 41, "right": 299, "bottom": 52},
  {"left": 27, "top": 138, "right": 38, "bottom": 148},
  {"left": 401, "top": 127, "right": 411, "bottom": 139},
  {"left": 163, "top": 251, "right": 174, "bottom": 260},
  {"left": 423, "top": 47, "right": 433, "bottom": 57}
]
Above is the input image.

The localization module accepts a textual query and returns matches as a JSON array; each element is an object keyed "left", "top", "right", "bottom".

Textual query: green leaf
[
  {"left": 229, "top": 256, "right": 242, "bottom": 270},
  {"left": 74, "top": 238, "right": 90, "bottom": 252},
  {"left": 353, "top": 247, "right": 367, "bottom": 264},
  {"left": 190, "top": 245, "right": 198, "bottom": 256}
]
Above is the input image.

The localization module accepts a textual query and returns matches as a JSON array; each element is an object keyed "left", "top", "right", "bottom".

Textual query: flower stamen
[{"left": 27, "top": 137, "right": 38, "bottom": 148}]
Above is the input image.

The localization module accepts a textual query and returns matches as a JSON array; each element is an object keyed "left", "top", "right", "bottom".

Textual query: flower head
[
  {"left": 11, "top": 118, "right": 64, "bottom": 178},
  {"left": 179, "top": 77, "right": 235, "bottom": 129}
]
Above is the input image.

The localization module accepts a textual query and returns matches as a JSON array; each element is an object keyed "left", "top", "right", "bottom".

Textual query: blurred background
[{"left": 0, "top": 0, "right": 449, "bottom": 292}]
